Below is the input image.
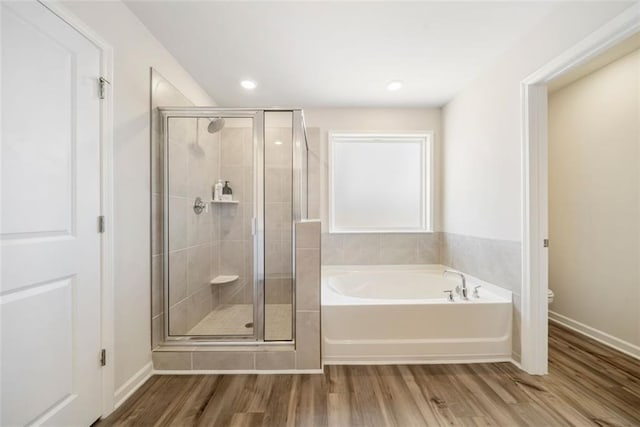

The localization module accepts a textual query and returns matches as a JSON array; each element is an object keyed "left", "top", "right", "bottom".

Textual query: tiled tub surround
[
  {"left": 439, "top": 233, "right": 521, "bottom": 293},
  {"left": 321, "top": 232, "right": 440, "bottom": 265},
  {"left": 320, "top": 232, "right": 520, "bottom": 291},
  {"left": 152, "top": 221, "right": 322, "bottom": 372}
]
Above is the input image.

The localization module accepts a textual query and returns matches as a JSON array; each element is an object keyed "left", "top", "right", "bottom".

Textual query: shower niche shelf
[
  {"left": 210, "top": 200, "right": 239, "bottom": 204},
  {"left": 210, "top": 275, "right": 239, "bottom": 285}
]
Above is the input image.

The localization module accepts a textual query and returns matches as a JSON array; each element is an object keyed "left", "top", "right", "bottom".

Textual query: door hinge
[
  {"left": 99, "top": 77, "right": 111, "bottom": 99},
  {"left": 543, "top": 239, "right": 549, "bottom": 248},
  {"left": 98, "top": 215, "right": 106, "bottom": 233},
  {"left": 100, "top": 349, "right": 106, "bottom": 366}
]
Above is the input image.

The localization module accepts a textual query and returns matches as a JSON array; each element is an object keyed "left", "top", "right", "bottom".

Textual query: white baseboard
[
  {"left": 549, "top": 310, "right": 640, "bottom": 360},
  {"left": 113, "top": 361, "right": 153, "bottom": 409},
  {"left": 153, "top": 368, "right": 324, "bottom": 375}
]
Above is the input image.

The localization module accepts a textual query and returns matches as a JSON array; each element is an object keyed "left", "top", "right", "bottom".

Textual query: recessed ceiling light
[
  {"left": 240, "top": 80, "right": 257, "bottom": 90},
  {"left": 387, "top": 80, "right": 403, "bottom": 91},
  {"left": 274, "top": 140, "right": 283, "bottom": 145}
]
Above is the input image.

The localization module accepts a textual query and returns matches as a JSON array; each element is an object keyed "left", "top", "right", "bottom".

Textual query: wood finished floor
[{"left": 100, "top": 323, "right": 640, "bottom": 426}]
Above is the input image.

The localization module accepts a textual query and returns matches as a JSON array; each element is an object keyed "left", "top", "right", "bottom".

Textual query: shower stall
[{"left": 157, "top": 108, "right": 308, "bottom": 344}]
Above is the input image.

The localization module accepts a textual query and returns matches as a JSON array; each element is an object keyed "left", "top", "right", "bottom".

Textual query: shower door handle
[{"left": 251, "top": 217, "right": 257, "bottom": 236}]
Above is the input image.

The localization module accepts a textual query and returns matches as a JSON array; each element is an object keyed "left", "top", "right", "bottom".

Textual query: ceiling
[{"left": 126, "top": 1, "right": 561, "bottom": 108}]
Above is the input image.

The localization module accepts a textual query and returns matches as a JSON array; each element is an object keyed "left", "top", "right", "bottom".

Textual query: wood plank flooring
[{"left": 100, "top": 323, "right": 640, "bottom": 426}]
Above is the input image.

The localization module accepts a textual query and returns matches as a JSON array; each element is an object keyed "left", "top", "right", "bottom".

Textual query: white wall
[
  {"left": 549, "top": 50, "right": 640, "bottom": 348},
  {"left": 303, "top": 108, "right": 442, "bottom": 232},
  {"left": 442, "top": 2, "right": 634, "bottom": 242},
  {"left": 60, "top": 1, "right": 215, "bottom": 393}
]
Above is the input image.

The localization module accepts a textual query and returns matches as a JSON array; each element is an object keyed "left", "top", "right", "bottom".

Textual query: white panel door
[{"left": 1, "top": 1, "right": 103, "bottom": 425}]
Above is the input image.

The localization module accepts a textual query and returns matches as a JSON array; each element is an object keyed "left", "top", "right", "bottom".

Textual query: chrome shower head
[{"left": 207, "top": 117, "right": 226, "bottom": 134}]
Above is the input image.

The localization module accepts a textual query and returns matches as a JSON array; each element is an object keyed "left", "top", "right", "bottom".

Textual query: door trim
[
  {"left": 520, "top": 3, "right": 639, "bottom": 375},
  {"left": 37, "top": 1, "right": 116, "bottom": 416}
]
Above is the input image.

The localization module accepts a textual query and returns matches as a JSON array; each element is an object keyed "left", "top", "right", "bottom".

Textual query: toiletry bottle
[
  {"left": 214, "top": 179, "right": 223, "bottom": 201},
  {"left": 222, "top": 181, "right": 232, "bottom": 201}
]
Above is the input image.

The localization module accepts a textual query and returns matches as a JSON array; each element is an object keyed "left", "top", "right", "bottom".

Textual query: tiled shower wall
[
  {"left": 215, "top": 125, "right": 254, "bottom": 306},
  {"left": 165, "top": 121, "right": 256, "bottom": 334}
]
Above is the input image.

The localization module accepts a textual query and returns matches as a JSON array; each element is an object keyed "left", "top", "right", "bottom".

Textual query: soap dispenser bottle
[
  {"left": 214, "top": 179, "right": 224, "bottom": 201},
  {"left": 222, "top": 181, "right": 233, "bottom": 201}
]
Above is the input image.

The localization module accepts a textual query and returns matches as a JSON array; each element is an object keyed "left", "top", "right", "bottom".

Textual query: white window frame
[{"left": 328, "top": 131, "right": 434, "bottom": 234}]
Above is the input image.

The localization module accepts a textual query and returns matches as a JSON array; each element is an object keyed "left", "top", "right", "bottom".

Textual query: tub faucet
[
  {"left": 473, "top": 285, "right": 482, "bottom": 298},
  {"left": 443, "top": 290, "right": 455, "bottom": 302},
  {"left": 444, "top": 270, "right": 468, "bottom": 300}
]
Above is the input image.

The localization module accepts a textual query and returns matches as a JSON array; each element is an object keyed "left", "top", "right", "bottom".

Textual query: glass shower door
[
  {"left": 163, "top": 111, "right": 261, "bottom": 340},
  {"left": 158, "top": 108, "right": 304, "bottom": 344}
]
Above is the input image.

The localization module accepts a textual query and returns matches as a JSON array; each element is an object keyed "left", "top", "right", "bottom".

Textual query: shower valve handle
[{"left": 193, "top": 197, "right": 208, "bottom": 215}]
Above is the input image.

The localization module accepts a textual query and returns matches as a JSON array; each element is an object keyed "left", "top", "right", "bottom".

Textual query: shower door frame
[{"left": 159, "top": 107, "right": 265, "bottom": 344}]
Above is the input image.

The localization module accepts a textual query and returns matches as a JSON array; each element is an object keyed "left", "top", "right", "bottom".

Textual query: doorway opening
[{"left": 521, "top": 4, "right": 639, "bottom": 374}]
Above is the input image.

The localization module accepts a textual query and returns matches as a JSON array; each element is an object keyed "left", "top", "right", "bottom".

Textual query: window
[{"left": 328, "top": 132, "right": 434, "bottom": 233}]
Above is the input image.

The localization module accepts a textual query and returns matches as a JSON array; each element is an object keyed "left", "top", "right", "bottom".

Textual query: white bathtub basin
[
  {"left": 328, "top": 270, "right": 494, "bottom": 300},
  {"left": 322, "top": 265, "right": 512, "bottom": 364}
]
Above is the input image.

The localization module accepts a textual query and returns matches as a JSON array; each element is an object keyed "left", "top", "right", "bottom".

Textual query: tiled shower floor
[{"left": 188, "top": 304, "right": 292, "bottom": 340}]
